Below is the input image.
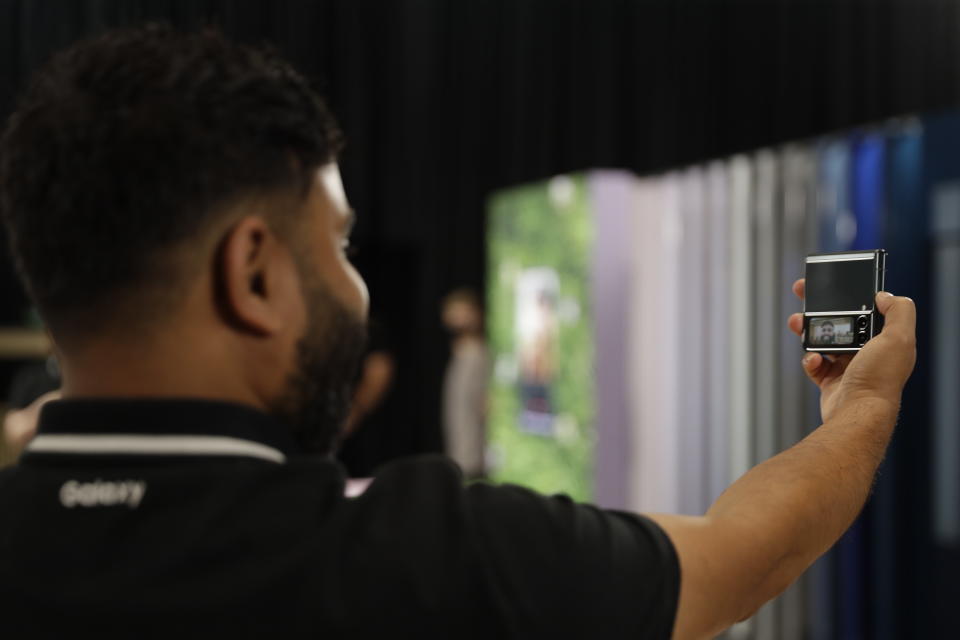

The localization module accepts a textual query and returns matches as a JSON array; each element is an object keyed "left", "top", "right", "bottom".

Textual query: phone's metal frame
[{"left": 802, "top": 249, "right": 887, "bottom": 353}]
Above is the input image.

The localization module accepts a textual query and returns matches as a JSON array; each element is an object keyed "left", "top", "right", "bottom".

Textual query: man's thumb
[{"left": 875, "top": 292, "right": 916, "bottom": 344}]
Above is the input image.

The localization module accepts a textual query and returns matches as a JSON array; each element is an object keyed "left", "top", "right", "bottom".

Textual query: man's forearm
[{"left": 706, "top": 397, "right": 898, "bottom": 614}]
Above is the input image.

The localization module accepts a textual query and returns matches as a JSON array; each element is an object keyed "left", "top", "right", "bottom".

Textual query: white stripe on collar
[{"left": 26, "top": 434, "right": 286, "bottom": 464}]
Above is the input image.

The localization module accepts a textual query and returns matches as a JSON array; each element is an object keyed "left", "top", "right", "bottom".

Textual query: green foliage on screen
[{"left": 486, "top": 175, "right": 595, "bottom": 501}]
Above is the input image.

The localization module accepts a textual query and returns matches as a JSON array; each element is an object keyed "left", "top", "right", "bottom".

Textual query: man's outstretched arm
[{"left": 649, "top": 288, "right": 916, "bottom": 639}]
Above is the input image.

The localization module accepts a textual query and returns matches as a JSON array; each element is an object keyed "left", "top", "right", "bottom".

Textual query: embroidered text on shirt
[{"left": 59, "top": 479, "right": 146, "bottom": 509}]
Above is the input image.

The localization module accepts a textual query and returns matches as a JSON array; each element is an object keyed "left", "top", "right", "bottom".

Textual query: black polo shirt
[{"left": 0, "top": 399, "right": 679, "bottom": 638}]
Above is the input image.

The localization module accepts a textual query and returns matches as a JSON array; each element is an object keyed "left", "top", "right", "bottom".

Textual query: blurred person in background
[
  {"left": 441, "top": 288, "right": 489, "bottom": 479},
  {"left": 0, "top": 24, "right": 917, "bottom": 639},
  {"left": 343, "top": 346, "right": 395, "bottom": 438},
  {"left": 2, "top": 389, "right": 59, "bottom": 456},
  {"left": 337, "top": 320, "right": 397, "bottom": 477}
]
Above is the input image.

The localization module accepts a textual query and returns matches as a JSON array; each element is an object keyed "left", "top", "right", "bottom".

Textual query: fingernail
[
  {"left": 802, "top": 353, "right": 815, "bottom": 366},
  {"left": 877, "top": 291, "right": 893, "bottom": 299}
]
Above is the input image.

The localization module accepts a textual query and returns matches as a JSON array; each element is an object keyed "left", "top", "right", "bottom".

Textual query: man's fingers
[
  {"left": 802, "top": 351, "right": 852, "bottom": 387},
  {"left": 801, "top": 352, "right": 824, "bottom": 385},
  {"left": 793, "top": 279, "right": 805, "bottom": 300},
  {"left": 787, "top": 313, "right": 803, "bottom": 337},
  {"left": 876, "top": 292, "right": 916, "bottom": 345},
  {"left": 827, "top": 354, "right": 853, "bottom": 377}
]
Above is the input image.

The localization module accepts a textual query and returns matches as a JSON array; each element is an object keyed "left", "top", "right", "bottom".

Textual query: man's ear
[{"left": 215, "top": 216, "right": 301, "bottom": 336}]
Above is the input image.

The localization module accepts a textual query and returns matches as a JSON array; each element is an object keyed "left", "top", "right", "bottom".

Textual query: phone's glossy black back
[{"left": 803, "top": 250, "right": 886, "bottom": 353}]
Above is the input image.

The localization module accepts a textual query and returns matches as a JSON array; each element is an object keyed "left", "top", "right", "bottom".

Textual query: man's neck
[{"left": 58, "top": 332, "right": 266, "bottom": 412}]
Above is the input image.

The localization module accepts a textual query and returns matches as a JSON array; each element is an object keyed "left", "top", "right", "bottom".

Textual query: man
[
  {"left": 441, "top": 288, "right": 489, "bottom": 478},
  {"left": 819, "top": 319, "right": 836, "bottom": 344},
  {"left": 0, "top": 26, "right": 916, "bottom": 639}
]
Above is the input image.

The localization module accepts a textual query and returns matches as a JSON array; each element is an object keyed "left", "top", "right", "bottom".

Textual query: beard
[{"left": 268, "top": 278, "right": 368, "bottom": 455}]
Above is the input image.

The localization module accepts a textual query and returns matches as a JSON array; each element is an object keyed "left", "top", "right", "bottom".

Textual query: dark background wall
[{"left": 2, "top": 0, "right": 959, "bottom": 468}]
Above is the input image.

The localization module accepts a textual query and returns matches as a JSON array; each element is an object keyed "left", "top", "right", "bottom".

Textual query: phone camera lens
[{"left": 856, "top": 315, "right": 869, "bottom": 329}]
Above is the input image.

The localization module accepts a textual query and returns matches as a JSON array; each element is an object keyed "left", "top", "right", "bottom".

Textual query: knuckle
[
  {"left": 895, "top": 296, "right": 917, "bottom": 315},
  {"left": 889, "top": 331, "right": 915, "bottom": 350}
]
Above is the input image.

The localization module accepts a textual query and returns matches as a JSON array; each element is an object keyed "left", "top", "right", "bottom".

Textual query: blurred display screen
[{"left": 486, "top": 175, "right": 594, "bottom": 501}]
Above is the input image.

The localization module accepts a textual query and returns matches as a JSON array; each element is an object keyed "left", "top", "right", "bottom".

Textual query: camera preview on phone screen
[{"left": 803, "top": 250, "right": 886, "bottom": 353}]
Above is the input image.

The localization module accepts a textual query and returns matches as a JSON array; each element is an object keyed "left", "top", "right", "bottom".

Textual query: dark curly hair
[{"left": 0, "top": 24, "right": 343, "bottom": 337}]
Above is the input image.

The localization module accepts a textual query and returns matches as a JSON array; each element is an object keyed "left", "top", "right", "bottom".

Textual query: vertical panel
[
  {"left": 840, "top": 132, "right": 887, "bottom": 640},
  {"left": 753, "top": 151, "right": 782, "bottom": 464},
  {"left": 805, "top": 138, "right": 853, "bottom": 640},
  {"left": 884, "top": 119, "right": 931, "bottom": 639},
  {"left": 817, "top": 140, "right": 855, "bottom": 253},
  {"left": 728, "top": 157, "right": 754, "bottom": 484},
  {"left": 930, "top": 183, "right": 960, "bottom": 545},
  {"left": 752, "top": 150, "right": 781, "bottom": 640},
  {"left": 778, "top": 144, "right": 818, "bottom": 640},
  {"left": 876, "top": 121, "right": 923, "bottom": 640},
  {"left": 678, "top": 168, "right": 709, "bottom": 515},
  {"left": 922, "top": 120, "right": 960, "bottom": 637},
  {"left": 705, "top": 162, "right": 732, "bottom": 506},
  {"left": 929, "top": 185, "right": 960, "bottom": 634},
  {"left": 726, "top": 157, "right": 754, "bottom": 640},
  {"left": 851, "top": 135, "right": 886, "bottom": 251},
  {"left": 628, "top": 175, "right": 682, "bottom": 514},
  {"left": 588, "top": 170, "right": 638, "bottom": 510}
]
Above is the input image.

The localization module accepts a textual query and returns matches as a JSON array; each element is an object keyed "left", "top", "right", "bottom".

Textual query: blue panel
[
  {"left": 817, "top": 140, "right": 855, "bottom": 253},
  {"left": 872, "top": 124, "right": 923, "bottom": 640},
  {"left": 834, "top": 133, "right": 887, "bottom": 640},
  {"left": 919, "top": 113, "right": 960, "bottom": 637},
  {"left": 852, "top": 135, "right": 885, "bottom": 250},
  {"left": 806, "top": 138, "right": 853, "bottom": 640}
]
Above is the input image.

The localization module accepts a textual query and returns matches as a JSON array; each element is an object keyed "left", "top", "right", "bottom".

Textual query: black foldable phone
[{"left": 803, "top": 249, "right": 887, "bottom": 353}]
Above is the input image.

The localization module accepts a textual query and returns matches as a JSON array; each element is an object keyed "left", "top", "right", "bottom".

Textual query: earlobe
[{"left": 216, "top": 216, "right": 286, "bottom": 336}]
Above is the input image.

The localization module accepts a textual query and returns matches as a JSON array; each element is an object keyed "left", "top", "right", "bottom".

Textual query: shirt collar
[{"left": 23, "top": 398, "right": 303, "bottom": 464}]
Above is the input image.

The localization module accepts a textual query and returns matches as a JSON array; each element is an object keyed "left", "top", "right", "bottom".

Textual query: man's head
[
  {"left": 821, "top": 321, "right": 834, "bottom": 337},
  {"left": 818, "top": 320, "right": 835, "bottom": 344},
  {"left": 0, "top": 25, "right": 368, "bottom": 454},
  {"left": 441, "top": 289, "right": 483, "bottom": 337}
]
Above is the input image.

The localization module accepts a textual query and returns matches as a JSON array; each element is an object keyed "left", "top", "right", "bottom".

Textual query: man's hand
[
  {"left": 2, "top": 390, "right": 60, "bottom": 457},
  {"left": 656, "top": 280, "right": 915, "bottom": 640},
  {"left": 787, "top": 279, "right": 916, "bottom": 422}
]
